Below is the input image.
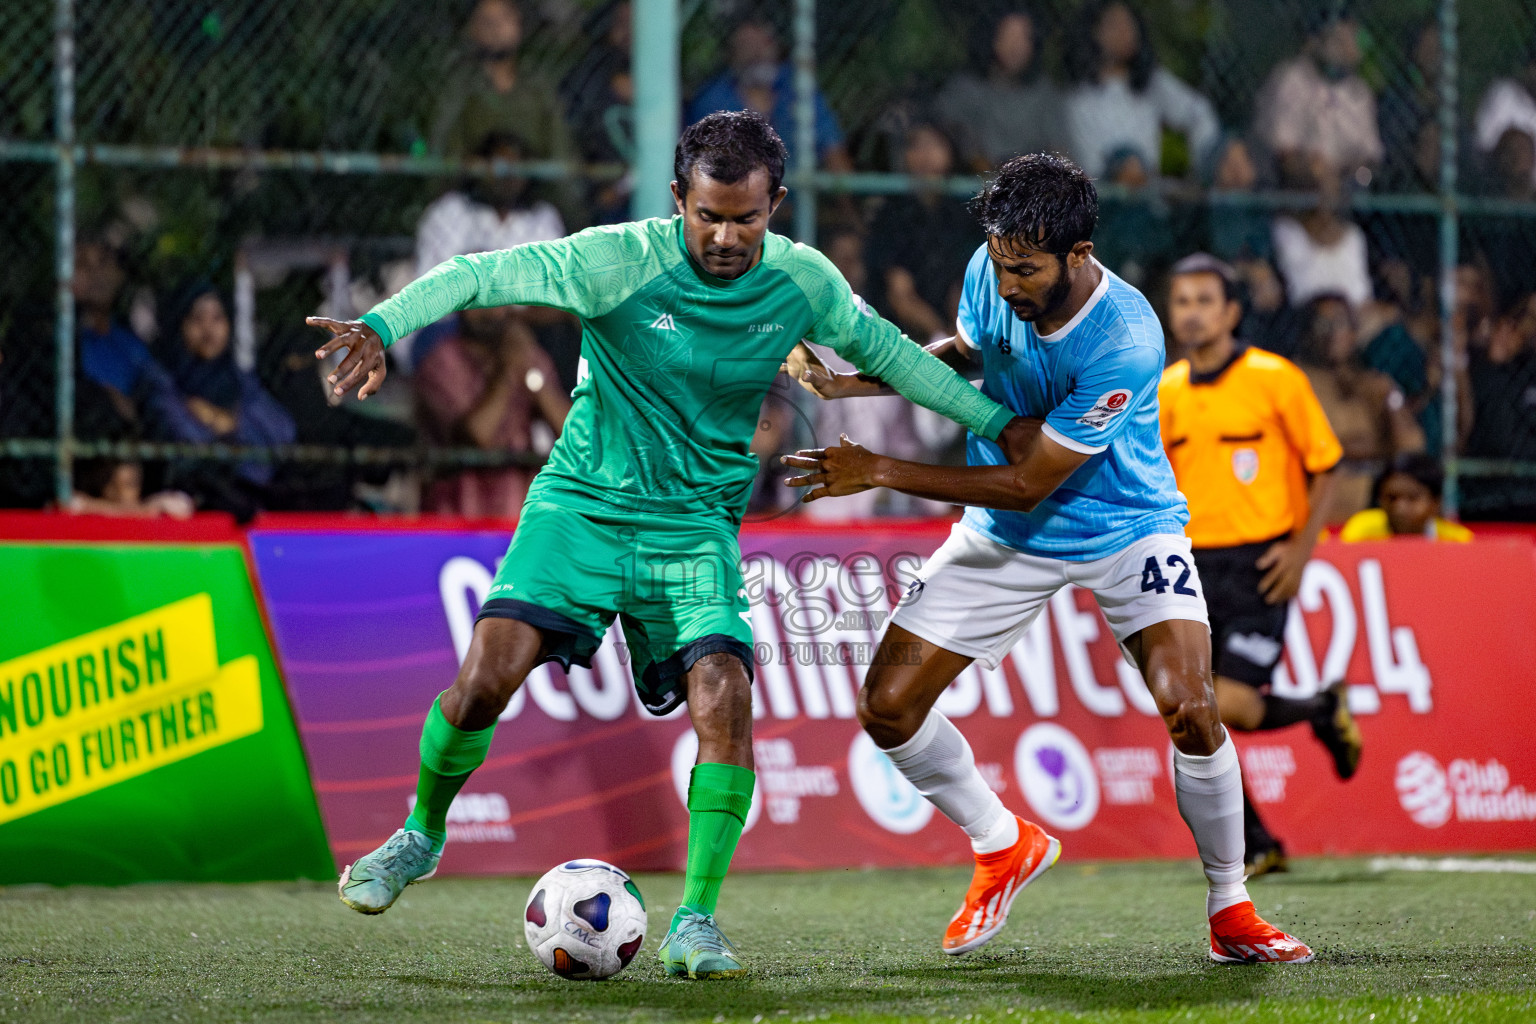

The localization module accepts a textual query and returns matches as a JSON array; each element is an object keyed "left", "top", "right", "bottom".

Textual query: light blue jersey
[{"left": 955, "top": 246, "right": 1187, "bottom": 561}]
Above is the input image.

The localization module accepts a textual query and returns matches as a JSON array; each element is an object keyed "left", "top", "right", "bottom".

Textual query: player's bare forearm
[
  {"left": 783, "top": 422, "right": 1083, "bottom": 512},
  {"left": 869, "top": 457, "right": 1042, "bottom": 511}
]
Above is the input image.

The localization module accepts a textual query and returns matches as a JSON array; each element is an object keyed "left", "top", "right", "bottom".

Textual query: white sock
[
  {"left": 884, "top": 711, "right": 1019, "bottom": 855},
  {"left": 1172, "top": 730, "right": 1250, "bottom": 918}
]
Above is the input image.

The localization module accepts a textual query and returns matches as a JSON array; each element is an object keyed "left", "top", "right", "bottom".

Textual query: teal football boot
[{"left": 338, "top": 828, "right": 441, "bottom": 915}]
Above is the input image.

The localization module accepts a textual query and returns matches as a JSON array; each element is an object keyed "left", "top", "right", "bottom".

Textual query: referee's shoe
[{"left": 1311, "top": 682, "right": 1363, "bottom": 780}]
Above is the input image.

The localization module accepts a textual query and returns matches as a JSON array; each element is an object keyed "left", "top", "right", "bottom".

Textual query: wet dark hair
[
  {"left": 674, "top": 109, "right": 787, "bottom": 199},
  {"left": 1170, "top": 252, "right": 1241, "bottom": 303},
  {"left": 1065, "top": 1, "right": 1156, "bottom": 92},
  {"left": 1374, "top": 453, "right": 1445, "bottom": 503},
  {"left": 969, "top": 152, "right": 1098, "bottom": 254}
]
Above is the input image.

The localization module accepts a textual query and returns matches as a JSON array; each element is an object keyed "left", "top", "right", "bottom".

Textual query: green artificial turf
[{"left": 1, "top": 858, "right": 1532, "bottom": 1023}]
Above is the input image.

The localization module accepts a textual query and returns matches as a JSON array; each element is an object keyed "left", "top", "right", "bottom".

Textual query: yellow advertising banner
[{"left": 0, "top": 595, "right": 264, "bottom": 825}]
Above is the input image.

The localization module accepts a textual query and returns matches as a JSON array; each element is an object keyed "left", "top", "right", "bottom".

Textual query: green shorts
[{"left": 476, "top": 499, "right": 754, "bottom": 715}]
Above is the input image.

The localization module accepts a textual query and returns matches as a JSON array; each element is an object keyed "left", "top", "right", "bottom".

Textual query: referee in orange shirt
[{"left": 1159, "top": 253, "right": 1363, "bottom": 877}]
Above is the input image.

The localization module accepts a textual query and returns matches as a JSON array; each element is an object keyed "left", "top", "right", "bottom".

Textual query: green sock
[
  {"left": 671, "top": 762, "right": 755, "bottom": 932},
  {"left": 403, "top": 694, "right": 496, "bottom": 853}
]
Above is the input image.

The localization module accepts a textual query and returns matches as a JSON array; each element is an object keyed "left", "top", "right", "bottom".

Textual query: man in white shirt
[
  {"left": 415, "top": 132, "right": 566, "bottom": 278},
  {"left": 1256, "top": 11, "right": 1382, "bottom": 188}
]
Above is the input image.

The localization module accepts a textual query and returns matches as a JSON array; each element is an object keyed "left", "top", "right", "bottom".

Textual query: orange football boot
[
  {"left": 1208, "top": 900, "right": 1315, "bottom": 963},
  {"left": 941, "top": 816, "right": 1061, "bottom": 955}
]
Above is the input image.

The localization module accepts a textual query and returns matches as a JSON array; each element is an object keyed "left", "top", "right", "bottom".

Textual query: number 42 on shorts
[{"left": 1140, "top": 555, "right": 1199, "bottom": 597}]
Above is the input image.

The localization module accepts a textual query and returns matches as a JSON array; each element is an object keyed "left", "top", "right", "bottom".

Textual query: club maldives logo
[
  {"left": 1015, "top": 723, "right": 1099, "bottom": 830},
  {"left": 1395, "top": 751, "right": 1536, "bottom": 828},
  {"left": 847, "top": 732, "right": 934, "bottom": 834}
]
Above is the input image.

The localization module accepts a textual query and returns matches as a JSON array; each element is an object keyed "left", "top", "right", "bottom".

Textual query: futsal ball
[{"left": 523, "top": 859, "right": 647, "bottom": 980}]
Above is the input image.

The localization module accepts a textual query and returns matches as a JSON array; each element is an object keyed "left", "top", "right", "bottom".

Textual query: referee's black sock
[{"left": 1256, "top": 693, "right": 1327, "bottom": 730}]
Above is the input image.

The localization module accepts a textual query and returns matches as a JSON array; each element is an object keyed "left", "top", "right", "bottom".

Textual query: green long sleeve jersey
[{"left": 362, "top": 216, "right": 1013, "bottom": 524}]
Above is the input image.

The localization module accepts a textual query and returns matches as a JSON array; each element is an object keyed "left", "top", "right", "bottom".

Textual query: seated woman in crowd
[
  {"left": 159, "top": 284, "right": 296, "bottom": 519},
  {"left": 1340, "top": 454, "right": 1471, "bottom": 541},
  {"left": 1295, "top": 293, "right": 1425, "bottom": 524}
]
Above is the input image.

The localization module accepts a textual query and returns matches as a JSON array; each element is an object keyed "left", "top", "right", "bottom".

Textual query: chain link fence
[{"left": 3, "top": 0, "right": 1534, "bottom": 521}]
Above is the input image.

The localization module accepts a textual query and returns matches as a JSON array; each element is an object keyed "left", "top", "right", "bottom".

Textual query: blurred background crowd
[{"left": 2, "top": 0, "right": 1534, "bottom": 524}]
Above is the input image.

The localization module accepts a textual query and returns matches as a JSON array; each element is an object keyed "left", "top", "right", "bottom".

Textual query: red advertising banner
[{"left": 249, "top": 523, "right": 1536, "bottom": 875}]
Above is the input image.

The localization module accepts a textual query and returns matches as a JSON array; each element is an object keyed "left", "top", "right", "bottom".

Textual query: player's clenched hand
[
  {"left": 308, "top": 317, "right": 387, "bottom": 400},
  {"left": 1256, "top": 539, "right": 1307, "bottom": 605},
  {"left": 781, "top": 343, "right": 882, "bottom": 400},
  {"left": 781, "top": 434, "right": 882, "bottom": 502}
]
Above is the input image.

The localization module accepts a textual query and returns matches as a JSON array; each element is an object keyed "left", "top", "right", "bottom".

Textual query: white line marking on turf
[{"left": 1369, "top": 856, "right": 1536, "bottom": 875}]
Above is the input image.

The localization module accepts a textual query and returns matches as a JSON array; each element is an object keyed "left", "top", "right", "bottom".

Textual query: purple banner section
[{"left": 249, "top": 528, "right": 698, "bottom": 875}]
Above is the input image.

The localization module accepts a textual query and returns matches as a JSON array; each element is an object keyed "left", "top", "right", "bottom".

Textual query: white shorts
[{"left": 888, "top": 523, "right": 1210, "bottom": 670}]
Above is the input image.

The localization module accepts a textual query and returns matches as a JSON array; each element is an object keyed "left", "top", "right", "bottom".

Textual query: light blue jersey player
[
  {"left": 955, "top": 244, "right": 1188, "bottom": 561},
  {"left": 785, "top": 154, "right": 1313, "bottom": 966}
]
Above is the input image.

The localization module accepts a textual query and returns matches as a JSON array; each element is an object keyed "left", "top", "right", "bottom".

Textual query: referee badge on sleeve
[{"left": 1232, "top": 447, "right": 1260, "bottom": 484}]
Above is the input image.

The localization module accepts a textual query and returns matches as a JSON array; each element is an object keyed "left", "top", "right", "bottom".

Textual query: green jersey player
[{"left": 310, "top": 110, "right": 1022, "bottom": 980}]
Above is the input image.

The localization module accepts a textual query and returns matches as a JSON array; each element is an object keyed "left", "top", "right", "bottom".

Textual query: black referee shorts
[{"left": 1193, "top": 539, "right": 1290, "bottom": 688}]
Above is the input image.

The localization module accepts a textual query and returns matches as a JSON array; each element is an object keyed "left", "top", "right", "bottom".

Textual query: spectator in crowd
[
  {"left": 687, "top": 16, "right": 853, "bottom": 172},
  {"left": 1461, "top": 290, "right": 1536, "bottom": 521},
  {"left": 1473, "top": 128, "right": 1536, "bottom": 313},
  {"left": 1061, "top": 0, "right": 1219, "bottom": 179},
  {"left": 1271, "top": 162, "right": 1372, "bottom": 310},
  {"left": 430, "top": 0, "right": 582, "bottom": 225},
  {"left": 410, "top": 132, "right": 572, "bottom": 382},
  {"left": 159, "top": 284, "right": 297, "bottom": 520},
  {"left": 413, "top": 304, "right": 569, "bottom": 518},
  {"left": 1339, "top": 454, "right": 1471, "bottom": 541},
  {"left": 1486, "top": 126, "right": 1536, "bottom": 200},
  {"left": 864, "top": 122, "right": 982, "bottom": 342},
  {"left": 1091, "top": 147, "right": 1173, "bottom": 287},
  {"left": 259, "top": 321, "right": 418, "bottom": 512},
  {"left": 934, "top": 8, "right": 1064, "bottom": 172},
  {"left": 1295, "top": 293, "right": 1426, "bottom": 523},
  {"left": 1475, "top": 45, "right": 1536, "bottom": 189},
  {"left": 68, "top": 458, "right": 194, "bottom": 520},
  {"left": 74, "top": 237, "right": 183, "bottom": 435},
  {"left": 1255, "top": 9, "right": 1382, "bottom": 190},
  {"left": 415, "top": 133, "right": 566, "bottom": 279},
  {"left": 1207, "top": 136, "right": 1273, "bottom": 262},
  {"left": 0, "top": 293, "right": 142, "bottom": 507},
  {"left": 560, "top": 1, "right": 634, "bottom": 223},
  {"left": 1378, "top": 20, "right": 1442, "bottom": 192}
]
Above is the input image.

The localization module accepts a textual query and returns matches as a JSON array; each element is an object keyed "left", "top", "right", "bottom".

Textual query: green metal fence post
[
  {"left": 632, "top": 0, "right": 680, "bottom": 221},
  {"left": 792, "top": 0, "right": 817, "bottom": 245},
  {"left": 53, "top": 0, "right": 76, "bottom": 506},
  {"left": 1438, "top": 0, "right": 1460, "bottom": 517}
]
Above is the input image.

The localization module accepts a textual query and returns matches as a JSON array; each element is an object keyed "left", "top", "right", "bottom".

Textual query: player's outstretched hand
[
  {"left": 781, "top": 434, "right": 882, "bottom": 502},
  {"left": 308, "top": 317, "right": 387, "bottom": 400}
]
